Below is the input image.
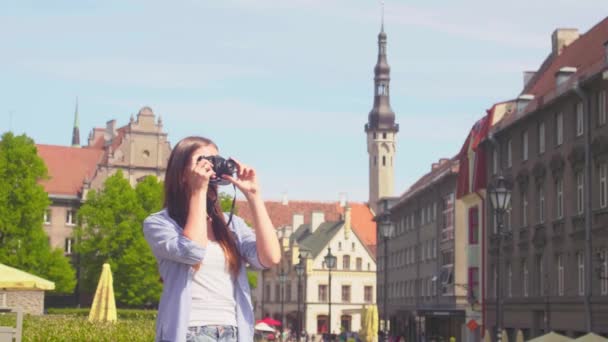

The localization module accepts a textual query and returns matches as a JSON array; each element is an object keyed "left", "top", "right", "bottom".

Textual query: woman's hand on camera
[
  {"left": 189, "top": 155, "right": 215, "bottom": 195},
  {"left": 222, "top": 158, "right": 260, "bottom": 200}
]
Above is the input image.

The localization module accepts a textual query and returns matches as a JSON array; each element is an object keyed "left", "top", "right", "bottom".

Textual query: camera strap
[{"left": 226, "top": 183, "right": 237, "bottom": 228}]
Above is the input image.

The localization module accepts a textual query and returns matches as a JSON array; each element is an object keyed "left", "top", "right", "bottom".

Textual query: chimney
[
  {"left": 516, "top": 94, "right": 535, "bottom": 114},
  {"left": 104, "top": 119, "right": 117, "bottom": 145},
  {"left": 523, "top": 71, "right": 536, "bottom": 87},
  {"left": 431, "top": 162, "right": 439, "bottom": 171},
  {"left": 292, "top": 213, "right": 304, "bottom": 230},
  {"left": 552, "top": 28, "right": 579, "bottom": 56},
  {"left": 282, "top": 192, "right": 289, "bottom": 205},
  {"left": 344, "top": 206, "right": 352, "bottom": 240},
  {"left": 555, "top": 67, "right": 577, "bottom": 87},
  {"left": 311, "top": 211, "right": 325, "bottom": 233}
]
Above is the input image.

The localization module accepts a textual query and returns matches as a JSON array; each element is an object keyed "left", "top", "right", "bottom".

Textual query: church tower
[
  {"left": 364, "top": 11, "right": 399, "bottom": 214},
  {"left": 71, "top": 97, "right": 80, "bottom": 147}
]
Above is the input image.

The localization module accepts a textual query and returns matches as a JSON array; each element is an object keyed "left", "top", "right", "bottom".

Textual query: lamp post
[
  {"left": 324, "top": 247, "right": 337, "bottom": 338},
  {"left": 295, "top": 255, "right": 306, "bottom": 341},
  {"left": 278, "top": 270, "right": 288, "bottom": 341},
  {"left": 488, "top": 175, "right": 512, "bottom": 342},
  {"left": 377, "top": 199, "right": 395, "bottom": 342}
]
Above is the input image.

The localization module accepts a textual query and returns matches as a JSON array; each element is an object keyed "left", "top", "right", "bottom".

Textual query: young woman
[{"left": 143, "top": 136, "right": 281, "bottom": 342}]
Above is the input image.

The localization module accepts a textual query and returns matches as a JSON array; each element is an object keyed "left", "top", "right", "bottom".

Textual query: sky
[{"left": 1, "top": 0, "right": 607, "bottom": 203}]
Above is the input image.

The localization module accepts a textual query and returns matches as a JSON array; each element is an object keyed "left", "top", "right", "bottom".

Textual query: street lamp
[
  {"left": 278, "top": 270, "right": 288, "bottom": 341},
  {"left": 377, "top": 199, "right": 395, "bottom": 342},
  {"left": 324, "top": 247, "right": 337, "bottom": 338},
  {"left": 488, "top": 175, "right": 512, "bottom": 342},
  {"left": 295, "top": 254, "right": 306, "bottom": 341}
]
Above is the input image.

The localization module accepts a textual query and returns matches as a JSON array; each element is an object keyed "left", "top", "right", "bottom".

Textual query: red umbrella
[{"left": 259, "top": 317, "right": 282, "bottom": 326}]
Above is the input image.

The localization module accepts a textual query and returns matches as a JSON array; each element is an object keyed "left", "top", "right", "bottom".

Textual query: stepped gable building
[
  {"left": 483, "top": 17, "right": 608, "bottom": 338},
  {"left": 37, "top": 105, "right": 170, "bottom": 254}
]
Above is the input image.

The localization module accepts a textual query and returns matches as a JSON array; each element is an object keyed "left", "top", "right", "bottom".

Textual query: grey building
[{"left": 484, "top": 21, "right": 608, "bottom": 339}]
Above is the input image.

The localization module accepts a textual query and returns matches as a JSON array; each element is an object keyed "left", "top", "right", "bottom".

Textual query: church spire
[
  {"left": 365, "top": 3, "right": 398, "bottom": 134},
  {"left": 71, "top": 97, "right": 80, "bottom": 147}
]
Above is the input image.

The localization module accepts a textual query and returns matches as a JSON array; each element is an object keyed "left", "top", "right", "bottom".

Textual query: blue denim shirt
[{"left": 143, "top": 209, "right": 266, "bottom": 342}]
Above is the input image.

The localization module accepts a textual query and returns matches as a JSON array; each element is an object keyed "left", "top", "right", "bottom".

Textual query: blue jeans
[{"left": 186, "top": 325, "right": 238, "bottom": 342}]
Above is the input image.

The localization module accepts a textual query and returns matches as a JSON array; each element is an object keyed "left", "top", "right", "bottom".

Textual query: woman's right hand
[{"left": 187, "top": 155, "right": 215, "bottom": 195}]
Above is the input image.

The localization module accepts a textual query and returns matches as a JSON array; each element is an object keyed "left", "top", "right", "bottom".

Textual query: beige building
[
  {"left": 37, "top": 106, "right": 170, "bottom": 257},
  {"left": 256, "top": 205, "right": 376, "bottom": 335}
]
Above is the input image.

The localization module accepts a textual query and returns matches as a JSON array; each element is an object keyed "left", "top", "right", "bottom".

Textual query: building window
[
  {"left": 275, "top": 284, "right": 281, "bottom": 302},
  {"left": 374, "top": 156, "right": 377, "bottom": 166},
  {"left": 507, "top": 138, "right": 513, "bottom": 168},
  {"left": 318, "top": 285, "right": 328, "bottom": 302},
  {"left": 522, "top": 260, "right": 529, "bottom": 297},
  {"left": 367, "top": 262, "right": 370, "bottom": 271},
  {"left": 539, "top": 122, "right": 545, "bottom": 154},
  {"left": 507, "top": 263, "right": 513, "bottom": 298},
  {"left": 354, "top": 257, "right": 362, "bottom": 271},
  {"left": 522, "top": 130, "right": 529, "bottom": 161},
  {"left": 468, "top": 206, "right": 479, "bottom": 244},
  {"left": 601, "top": 249, "right": 608, "bottom": 295},
  {"left": 557, "top": 255, "right": 564, "bottom": 296},
  {"left": 382, "top": 156, "right": 386, "bottom": 166},
  {"left": 341, "top": 285, "right": 351, "bottom": 302},
  {"left": 364, "top": 286, "right": 373, "bottom": 302},
  {"left": 556, "top": 178, "right": 564, "bottom": 219},
  {"left": 351, "top": 242, "right": 355, "bottom": 251},
  {"left": 576, "top": 102, "right": 584, "bottom": 136},
  {"left": 522, "top": 192, "right": 528, "bottom": 227},
  {"left": 442, "top": 193, "right": 455, "bottom": 241},
  {"left": 66, "top": 209, "right": 76, "bottom": 226},
  {"left": 44, "top": 209, "right": 52, "bottom": 225},
  {"left": 338, "top": 242, "right": 342, "bottom": 251},
  {"left": 340, "top": 315, "right": 352, "bottom": 332},
  {"left": 600, "top": 90, "right": 607, "bottom": 126},
  {"left": 342, "top": 255, "right": 350, "bottom": 270},
  {"left": 601, "top": 163, "right": 608, "bottom": 209},
  {"left": 468, "top": 267, "right": 479, "bottom": 302},
  {"left": 578, "top": 252, "right": 585, "bottom": 296},
  {"left": 557, "top": 112, "right": 564, "bottom": 146},
  {"left": 577, "top": 172, "right": 584, "bottom": 215},
  {"left": 65, "top": 238, "right": 74, "bottom": 255},
  {"left": 286, "top": 283, "right": 292, "bottom": 302},
  {"left": 538, "top": 185, "right": 545, "bottom": 224},
  {"left": 265, "top": 284, "right": 271, "bottom": 300}
]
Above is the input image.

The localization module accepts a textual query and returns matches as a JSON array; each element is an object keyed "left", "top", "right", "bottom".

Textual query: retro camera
[{"left": 196, "top": 155, "right": 237, "bottom": 186}]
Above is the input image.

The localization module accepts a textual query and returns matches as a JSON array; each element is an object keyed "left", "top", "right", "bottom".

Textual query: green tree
[
  {"left": 0, "top": 132, "right": 76, "bottom": 293},
  {"left": 75, "top": 171, "right": 162, "bottom": 306}
]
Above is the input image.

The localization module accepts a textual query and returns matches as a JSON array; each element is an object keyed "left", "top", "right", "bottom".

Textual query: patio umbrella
[
  {"left": 483, "top": 330, "right": 491, "bottom": 342},
  {"left": 260, "top": 317, "right": 282, "bottom": 326},
  {"left": 88, "top": 263, "right": 117, "bottom": 323},
  {"left": 359, "top": 305, "right": 374, "bottom": 342},
  {"left": 516, "top": 329, "right": 524, "bottom": 342},
  {"left": 371, "top": 305, "right": 379, "bottom": 342},
  {"left": 527, "top": 332, "right": 572, "bottom": 342},
  {"left": 255, "top": 322, "right": 276, "bottom": 332},
  {"left": 574, "top": 333, "right": 608, "bottom": 342}
]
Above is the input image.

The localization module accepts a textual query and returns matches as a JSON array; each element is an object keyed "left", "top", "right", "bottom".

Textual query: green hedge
[
  {"left": 47, "top": 308, "right": 157, "bottom": 320},
  {"left": 0, "top": 314, "right": 155, "bottom": 341}
]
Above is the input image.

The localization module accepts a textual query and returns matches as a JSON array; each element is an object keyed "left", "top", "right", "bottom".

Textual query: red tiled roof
[
  {"left": 524, "top": 17, "right": 608, "bottom": 98},
  {"left": 235, "top": 199, "right": 377, "bottom": 251},
  {"left": 36, "top": 145, "right": 104, "bottom": 196},
  {"left": 497, "top": 17, "right": 608, "bottom": 131}
]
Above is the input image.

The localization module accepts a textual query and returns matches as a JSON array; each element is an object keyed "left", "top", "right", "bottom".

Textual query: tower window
[
  {"left": 383, "top": 132, "right": 387, "bottom": 139},
  {"left": 382, "top": 156, "right": 386, "bottom": 166},
  {"left": 377, "top": 84, "right": 388, "bottom": 96}
]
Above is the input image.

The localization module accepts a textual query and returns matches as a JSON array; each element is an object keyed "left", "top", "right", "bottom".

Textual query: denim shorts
[{"left": 186, "top": 325, "right": 238, "bottom": 342}]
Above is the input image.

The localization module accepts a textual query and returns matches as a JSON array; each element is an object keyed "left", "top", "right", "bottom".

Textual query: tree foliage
[
  {"left": 75, "top": 172, "right": 163, "bottom": 306},
  {"left": 0, "top": 132, "right": 76, "bottom": 293}
]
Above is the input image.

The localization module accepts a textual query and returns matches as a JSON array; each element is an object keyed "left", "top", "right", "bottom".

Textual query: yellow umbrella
[
  {"left": 516, "top": 330, "right": 524, "bottom": 342},
  {"left": 88, "top": 263, "right": 117, "bottom": 323},
  {"left": 359, "top": 305, "right": 376, "bottom": 342},
  {"left": 527, "top": 332, "right": 572, "bottom": 342},
  {"left": 0, "top": 263, "right": 55, "bottom": 290},
  {"left": 483, "top": 330, "right": 491, "bottom": 342},
  {"left": 371, "top": 305, "right": 379, "bottom": 342},
  {"left": 574, "top": 333, "right": 608, "bottom": 342}
]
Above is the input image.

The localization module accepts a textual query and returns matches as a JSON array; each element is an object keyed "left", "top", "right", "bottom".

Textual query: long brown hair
[{"left": 164, "top": 136, "right": 241, "bottom": 276}]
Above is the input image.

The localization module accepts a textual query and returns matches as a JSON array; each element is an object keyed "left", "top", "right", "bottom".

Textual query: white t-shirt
[{"left": 189, "top": 240, "right": 237, "bottom": 327}]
